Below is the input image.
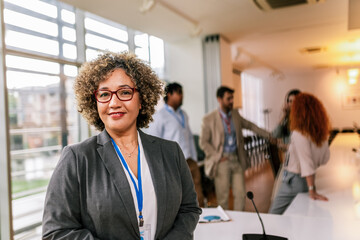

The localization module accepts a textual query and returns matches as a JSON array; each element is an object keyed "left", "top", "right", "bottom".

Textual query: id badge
[
  {"left": 228, "top": 136, "right": 234, "bottom": 145},
  {"left": 140, "top": 224, "right": 151, "bottom": 240}
]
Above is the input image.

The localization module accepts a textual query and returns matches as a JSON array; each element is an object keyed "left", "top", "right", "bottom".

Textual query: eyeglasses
[{"left": 94, "top": 87, "right": 137, "bottom": 103}]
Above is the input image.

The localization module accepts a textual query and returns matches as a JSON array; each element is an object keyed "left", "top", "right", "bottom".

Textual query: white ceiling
[{"left": 61, "top": 0, "right": 360, "bottom": 79}]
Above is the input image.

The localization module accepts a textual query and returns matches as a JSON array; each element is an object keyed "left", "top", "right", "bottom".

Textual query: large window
[
  {"left": 240, "top": 72, "right": 266, "bottom": 136},
  {"left": 4, "top": 0, "right": 79, "bottom": 238},
  {"left": 2, "top": 0, "right": 165, "bottom": 239},
  {"left": 84, "top": 13, "right": 129, "bottom": 61},
  {"left": 134, "top": 32, "right": 165, "bottom": 79}
]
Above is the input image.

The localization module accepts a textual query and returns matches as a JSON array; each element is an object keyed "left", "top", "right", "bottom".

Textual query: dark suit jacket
[{"left": 42, "top": 130, "right": 201, "bottom": 240}]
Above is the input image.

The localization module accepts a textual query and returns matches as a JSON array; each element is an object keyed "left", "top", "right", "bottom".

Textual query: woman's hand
[
  {"left": 276, "top": 139, "right": 288, "bottom": 152},
  {"left": 309, "top": 190, "right": 328, "bottom": 201},
  {"left": 306, "top": 175, "right": 328, "bottom": 201}
]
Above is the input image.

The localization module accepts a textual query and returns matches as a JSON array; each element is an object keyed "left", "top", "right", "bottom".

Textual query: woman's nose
[{"left": 108, "top": 93, "right": 123, "bottom": 107}]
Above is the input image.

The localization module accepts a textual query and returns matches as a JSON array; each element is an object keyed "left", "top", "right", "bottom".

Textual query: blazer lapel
[
  {"left": 96, "top": 130, "right": 139, "bottom": 236},
  {"left": 139, "top": 130, "right": 166, "bottom": 239},
  {"left": 215, "top": 110, "right": 225, "bottom": 146}
]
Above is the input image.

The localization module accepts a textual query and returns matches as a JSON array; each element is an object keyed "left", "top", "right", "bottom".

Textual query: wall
[
  {"left": 232, "top": 72, "right": 242, "bottom": 108},
  {"left": 261, "top": 69, "right": 360, "bottom": 131},
  {"left": 220, "top": 37, "right": 242, "bottom": 108},
  {"left": 164, "top": 38, "right": 205, "bottom": 134},
  {"left": 220, "top": 37, "right": 232, "bottom": 87}
]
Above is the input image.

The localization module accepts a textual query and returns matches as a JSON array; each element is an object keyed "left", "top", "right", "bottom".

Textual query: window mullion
[
  {"left": 127, "top": 28, "right": 135, "bottom": 54},
  {"left": 75, "top": 8, "right": 89, "bottom": 142},
  {"left": 0, "top": 0, "right": 14, "bottom": 239}
]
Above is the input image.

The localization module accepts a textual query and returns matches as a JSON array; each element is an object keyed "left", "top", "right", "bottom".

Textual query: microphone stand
[
  {"left": 243, "top": 191, "right": 287, "bottom": 240},
  {"left": 250, "top": 197, "right": 267, "bottom": 239}
]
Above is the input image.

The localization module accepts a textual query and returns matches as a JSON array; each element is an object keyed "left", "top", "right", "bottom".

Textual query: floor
[
  {"left": 204, "top": 160, "right": 276, "bottom": 213},
  {"left": 244, "top": 161, "right": 276, "bottom": 213}
]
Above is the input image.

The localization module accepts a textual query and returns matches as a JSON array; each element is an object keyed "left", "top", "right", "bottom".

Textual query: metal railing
[{"left": 244, "top": 135, "right": 281, "bottom": 175}]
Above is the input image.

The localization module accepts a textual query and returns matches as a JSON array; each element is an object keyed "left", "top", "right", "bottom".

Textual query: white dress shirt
[
  {"left": 116, "top": 131, "right": 158, "bottom": 240},
  {"left": 146, "top": 104, "right": 198, "bottom": 160}
]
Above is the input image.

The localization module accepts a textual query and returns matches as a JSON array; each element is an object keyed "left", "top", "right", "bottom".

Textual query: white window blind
[{"left": 240, "top": 72, "right": 266, "bottom": 136}]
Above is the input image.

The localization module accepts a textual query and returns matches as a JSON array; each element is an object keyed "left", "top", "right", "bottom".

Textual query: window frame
[{"left": 0, "top": 1, "right": 13, "bottom": 239}]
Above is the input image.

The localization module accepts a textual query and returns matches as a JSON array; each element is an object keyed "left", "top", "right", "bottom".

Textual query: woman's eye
[
  {"left": 120, "top": 90, "right": 132, "bottom": 95},
  {"left": 100, "top": 92, "right": 110, "bottom": 97}
]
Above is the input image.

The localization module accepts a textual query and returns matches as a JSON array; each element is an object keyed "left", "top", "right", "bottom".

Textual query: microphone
[{"left": 242, "top": 191, "right": 288, "bottom": 240}]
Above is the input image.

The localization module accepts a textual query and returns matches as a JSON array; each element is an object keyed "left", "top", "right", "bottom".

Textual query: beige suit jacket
[{"left": 199, "top": 109, "right": 270, "bottom": 178}]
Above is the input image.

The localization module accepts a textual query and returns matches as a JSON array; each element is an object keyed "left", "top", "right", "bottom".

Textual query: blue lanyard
[
  {"left": 110, "top": 138, "right": 144, "bottom": 227},
  {"left": 165, "top": 104, "right": 185, "bottom": 128}
]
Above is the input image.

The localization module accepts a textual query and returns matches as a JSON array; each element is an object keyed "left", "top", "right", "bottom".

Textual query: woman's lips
[{"left": 109, "top": 112, "right": 125, "bottom": 119}]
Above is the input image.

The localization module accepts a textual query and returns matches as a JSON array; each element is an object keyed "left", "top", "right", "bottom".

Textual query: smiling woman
[
  {"left": 42, "top": 51, "right": 202, "bottom": 240},
  {"left": 74, "top": 52, "right": 162, "bottom": 130},
  {"left": 96, "top": 69, "right": 142, "bottom": 138}
]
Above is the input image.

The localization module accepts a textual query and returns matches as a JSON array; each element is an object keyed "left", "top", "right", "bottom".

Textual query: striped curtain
[{"left": 203, "top": 34, "right": 221, "bottom": 113}]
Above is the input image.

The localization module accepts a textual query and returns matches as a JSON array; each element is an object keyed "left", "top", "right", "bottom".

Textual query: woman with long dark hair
[{"left": 272, "top": 89, "right": 301, "bottom": 145}]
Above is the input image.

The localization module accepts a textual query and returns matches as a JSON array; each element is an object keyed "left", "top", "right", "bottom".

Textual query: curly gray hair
[{"left": 74, "top": 51, "right": 163, "bottom": 130}]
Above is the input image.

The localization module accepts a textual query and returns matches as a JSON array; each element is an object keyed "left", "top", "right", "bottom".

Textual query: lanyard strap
[
  {"left": 165, "top": 104, "right": 185, "bottom": 128},
  {"left": 219, "top": 112, "right": 231, "bottom": 134},
  {"left": 111, "top": 138, "right": 144, "bottom": 227}
]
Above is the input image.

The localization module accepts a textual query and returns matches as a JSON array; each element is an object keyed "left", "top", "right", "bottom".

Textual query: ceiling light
[
  {"left": 349, "top": 77, "right": 357, "bottom": 85},
  {"left": 348, "top": 68, "right": 359, "bottom": 78},
  {"left": 338, "top": 39, "right": 360, "bottom": 52},
  {"left": 348, "top": 68, "right": 359, "bottom": 84},
  {"left": 139, "top": 0, "right": 156, "bottom": 13},
  {"left": 341, "top": 54, "right": 360, "bottom": 63}
]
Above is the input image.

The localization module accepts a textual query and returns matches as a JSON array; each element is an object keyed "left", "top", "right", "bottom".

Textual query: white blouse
[
  {"left": 286, "top": 130, "right": 330, "bottom": 177},
  {"left": 116, "top": 131, "right": 158, "bottom": 240}
]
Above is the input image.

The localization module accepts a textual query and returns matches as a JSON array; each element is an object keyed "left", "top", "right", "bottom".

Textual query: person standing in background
[
  {"left": 146, "top": 82, "right": 204, "bottom": 207},
  {"left": 272, "top": 89, "right": 301, "bottom": 146},
  {"left": 271, "top": 89, "right": 301, "bottom": 200},
  {"left": 269, "top": 93, "right": 330, "bottom": 214},
  {"left": 200, "top": 86, "right": 271, "bottom": 211}
]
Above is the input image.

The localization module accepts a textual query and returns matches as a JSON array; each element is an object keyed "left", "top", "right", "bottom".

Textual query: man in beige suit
[{"left": 200, "top": 86, "right": 271, "bottom": 210}]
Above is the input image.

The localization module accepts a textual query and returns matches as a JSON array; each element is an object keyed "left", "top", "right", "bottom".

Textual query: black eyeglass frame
[{"left": 94, "top": 87, "right": 138, "bottom": 103}]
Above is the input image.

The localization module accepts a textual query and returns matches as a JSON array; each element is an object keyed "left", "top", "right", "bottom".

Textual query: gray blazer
[{"left": 42, "top": 130, "right": 201, "bottom": 240}]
